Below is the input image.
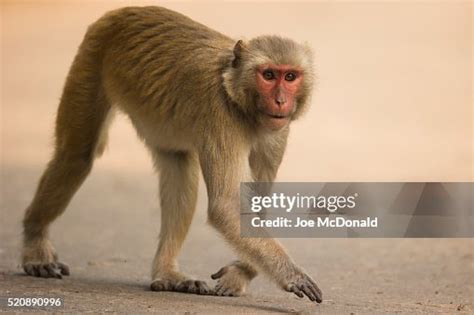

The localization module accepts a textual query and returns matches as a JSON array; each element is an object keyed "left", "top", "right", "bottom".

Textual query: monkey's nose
[{"left": 275, "top": 97, "right": 287, "bottom": 106}]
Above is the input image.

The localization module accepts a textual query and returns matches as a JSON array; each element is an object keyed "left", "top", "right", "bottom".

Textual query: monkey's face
[
  {"left": 255, "top": 64, "right": 304, "bottom": 130},
  {"left": 223, "top": 37, "right": 314, "bottom": 130}
]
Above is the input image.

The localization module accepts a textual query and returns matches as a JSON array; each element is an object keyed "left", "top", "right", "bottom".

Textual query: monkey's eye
[
  {"left": 285, "top": 72, "right": 297, "bottom": 82},
  {"left": 262, "top": 70, "right": 276, "bottom": 80}
]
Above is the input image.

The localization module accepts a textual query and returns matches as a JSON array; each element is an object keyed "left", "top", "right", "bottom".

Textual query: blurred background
[
  {"left": 2, "top": 0, "right": 472, "bottom": 181},
  {"left": 1, "top": 1, "right": 472, "bottom": 313}
]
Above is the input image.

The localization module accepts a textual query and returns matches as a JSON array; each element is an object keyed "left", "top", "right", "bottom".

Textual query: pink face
[{"left": 256, "top": 64, "right": 304, "bottom": 130}]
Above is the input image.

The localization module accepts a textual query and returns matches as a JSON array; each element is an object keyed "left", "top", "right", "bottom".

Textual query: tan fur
[{"left": 21, "top": 6, "right": 322, "bottom": 302}]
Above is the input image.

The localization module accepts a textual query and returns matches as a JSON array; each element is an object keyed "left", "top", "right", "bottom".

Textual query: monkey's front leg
[
  {"left": 211, "top": 134, "right": 287, "bottom": 296},
  {"left": 201, "top": 148, "right": 323, "bottom": 303}
]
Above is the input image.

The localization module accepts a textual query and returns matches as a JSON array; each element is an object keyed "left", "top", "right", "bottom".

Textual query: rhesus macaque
[{"left": 22, "top": 6, "right": 322, "bottom": 303}]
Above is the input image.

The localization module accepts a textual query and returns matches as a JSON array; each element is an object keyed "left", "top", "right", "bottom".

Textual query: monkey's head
[{"left": 223, "top": 36, "right": 314, "bottom": 131}]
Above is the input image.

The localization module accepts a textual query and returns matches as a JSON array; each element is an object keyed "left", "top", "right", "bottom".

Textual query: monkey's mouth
[
  {"left": 258, "top": 109, "right": 291, "bottom": 129},
  {"left": 266, "top": 113, "right": 289, "bottom": 120}
]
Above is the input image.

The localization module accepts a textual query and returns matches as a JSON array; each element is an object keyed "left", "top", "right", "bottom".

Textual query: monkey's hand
[
  {"left": 283, "top": 267, "right": 323, "bottom": 303},
  {"left": 22, "top": 238, "right": 70, "bottom": 279},
  {"left": 211, "top": 261, "right": 257, "bottom": 296}
]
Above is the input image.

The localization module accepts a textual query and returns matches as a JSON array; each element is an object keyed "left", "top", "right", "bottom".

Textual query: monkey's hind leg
[
  {"left": 150, "top": 151, "right": 211, "bottom": 295},
  {"left": 22, "top": 49, "right": 113, "bottom": 278}
]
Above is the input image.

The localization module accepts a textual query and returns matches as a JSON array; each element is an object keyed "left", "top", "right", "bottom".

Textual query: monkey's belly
[
  {"left": 129, "top": 114, "right": 196, "bottom": 153},
  {"left": 105, "top": 85, "right": 197, "bottom": 153}
]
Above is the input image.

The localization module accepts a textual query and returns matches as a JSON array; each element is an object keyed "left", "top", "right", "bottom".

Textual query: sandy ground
[{"left": 1, "top": 1, "right": 473, "bottom": 314}]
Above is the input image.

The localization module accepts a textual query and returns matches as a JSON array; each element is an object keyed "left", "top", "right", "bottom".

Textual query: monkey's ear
[{"left": 232, "top": 40, "right": 245, "bottom": 68}]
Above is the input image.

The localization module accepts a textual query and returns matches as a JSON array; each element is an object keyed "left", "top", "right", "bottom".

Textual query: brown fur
[{"left": 22, "top": 6, "right": 321, "bottom": 303}]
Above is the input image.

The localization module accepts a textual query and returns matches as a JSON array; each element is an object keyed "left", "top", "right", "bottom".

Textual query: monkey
[{"left": 21, "top": 6, "right": 322, "bottom": 304}]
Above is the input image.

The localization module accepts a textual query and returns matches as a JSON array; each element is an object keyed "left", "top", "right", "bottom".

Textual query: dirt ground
[
  {"left": 1, "top": 1, "right": 473, "bottom": 314},
  {"left": 0, "top": 165, "right": 473, "bottom": 314}
]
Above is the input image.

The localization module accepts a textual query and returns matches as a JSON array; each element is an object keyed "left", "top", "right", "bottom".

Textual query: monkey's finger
[
  {"left": 307, "top": 276, "right": 323, "bottom": 296},
  {"left": 205, "top": 287, "right": 216, "bottom": 295},
  {"left": 215, "top": 284, "right": 227, "bottom": 296},
  {"left": 195, "top": 280, "right": 212, "bottom": 295},
  {"left": 308, "top": 283, "right": 322, "bottom": 303},
  {"left": 24, "top": 264, "right": 38, "bottom": 277},
  {"left": 299, "top": 284, "right": 316, "bottom": 302},
  {"left": 37, "top": 265, "right": 50, "bottom": 278},
  {"left": 220, "top": 287, "right": 235, "bottom": 296},
  {"left": 176, "top": 280, "right": 200, "bottom": 293},
  {"left": 45, "top": 264, "right": 62, "bottom": 279},
  {"left": 31, "top": 266, "right": 41, "bottom": 277},
  {"left": 306, "top": 278, "right": 323, "bottom": 303},
  {"left": 215, "top": 284, "right": 222, "bottom": 295},
  {"left": 292, "top": 290, "right": 304, "bottom": 298},
  {"left": 211, "top": 267, "right": 228, "bottom": 280},
  {"left": 151, "top": 279, "right": 174, "bottom": 291},
  {"left": 287, "top": 285, "right": 304, "bottom": 298},
  {"left": 56, "top": 262, "right": 70, "bottom": 276}
]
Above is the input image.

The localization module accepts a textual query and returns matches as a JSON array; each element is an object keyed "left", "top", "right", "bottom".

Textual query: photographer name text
[{"left": 251, "top": 216, "right": 378, "bottom": 228}]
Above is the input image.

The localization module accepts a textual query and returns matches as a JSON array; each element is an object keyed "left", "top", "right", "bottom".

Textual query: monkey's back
[{"left": 84, "top": 6, "right": 235, "bottom": 126}]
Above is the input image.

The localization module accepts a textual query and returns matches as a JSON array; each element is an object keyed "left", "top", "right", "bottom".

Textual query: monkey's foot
[
  {"left": 150, "top": 276, "right": 212, "bottom": 295},
  {"left": 211, "top": 261, "right": 257, "bottom": 296},
  {"left": 22, "top": 239, "right": 70, "bottom": 279},
  {"left": 23, "top": 262, "right": 70, "bottom": 279}
]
